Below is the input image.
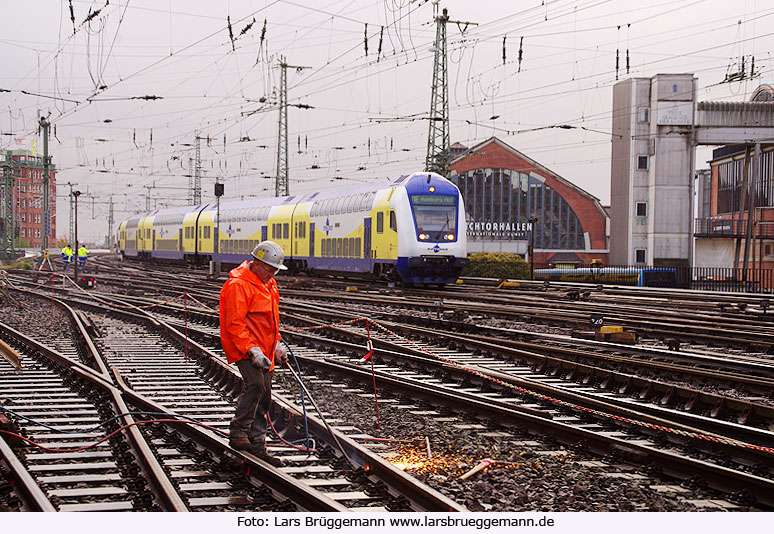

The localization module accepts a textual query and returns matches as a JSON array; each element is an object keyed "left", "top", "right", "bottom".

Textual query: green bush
[
  {"left": 463, "top": 252, "right": 530, "bottom": 279},
  {"left": 0, "top": 260, "right": 32, "bottom": 270}
]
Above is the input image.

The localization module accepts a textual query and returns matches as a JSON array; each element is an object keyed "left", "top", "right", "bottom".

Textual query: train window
[
  {"left": 389, "top": 211, "right": 397, "bottom": 232},
  {"left": 283, "top": 223, "right": 289, "bottom": 239},
  {"left": 346, "top": 195, "right": 357, "bottom": 213},
  {"left": 348, "top": 237, "right": 355, "bottom": 257},
  {"left": 355, "top": 237, "right": 361, "bottom": 257},
  {"left": 198, "top": 227, "right": 202, "bottom": 238},
  {"left": 337, "top": 238, "right": 343, "bottom": 257},
  {"left": 220, "top": 240, "right": 225, "bottom": 252},
  {"left": 322, "top": 239, "right": 327, "bottom": 257},
  {"left": 343, "top": 238, "right": 350, "bottom": 257},
  {"left": 376, "top": 212, "right": 384, "bottom": 233},
  {"left": 294, "top": 223, "right": 298, "bottom": 238}
]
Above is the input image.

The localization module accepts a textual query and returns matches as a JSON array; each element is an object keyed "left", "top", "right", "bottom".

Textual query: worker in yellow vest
[
  {"left": 77, "top": 245, "right": 89, "bottom": 272},
  {"left": 61, "top": 245, "right": 74, "bottom": 272}
]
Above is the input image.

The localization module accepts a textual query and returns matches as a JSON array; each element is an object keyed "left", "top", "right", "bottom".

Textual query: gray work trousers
[{"left": 230, "top": 359, "right": 273, "bottom": 449}]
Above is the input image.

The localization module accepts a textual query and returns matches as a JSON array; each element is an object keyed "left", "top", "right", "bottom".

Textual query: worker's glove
[
  {"left": 247, "top": 346, "right": 271, "bottom": 369},
  {"left": 274, "top": 344, "right": 288, "bottom": 366}
]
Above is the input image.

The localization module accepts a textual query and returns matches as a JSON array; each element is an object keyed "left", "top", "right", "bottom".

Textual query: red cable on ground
[
  {"left": 0, "top": 418, "right": 227, "bottom": 453},
  {"left": 366, "top": 319, "right": 380, "bottom": 429},
  {"left": 266, "top": 410, "right": 316, "bottom": 453},
  {"left": 49, "top": 274, "right": 55, "bottom": 328},
  {"left": 285, "top": 317, "right": 774, "bottom": 457},
  {"left": 184, "top": 291, "right": 189, "bottom": 363}
]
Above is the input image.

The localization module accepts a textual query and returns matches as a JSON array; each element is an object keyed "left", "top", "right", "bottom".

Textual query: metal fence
[
  {"left": 694, "top": 217, "right": 774, "bottom": 238},
  {"left": 533, "top": 263, "right": 774, "bottom": 293}
]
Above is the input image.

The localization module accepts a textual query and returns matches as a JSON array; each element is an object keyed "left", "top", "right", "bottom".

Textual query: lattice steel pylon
[
  {"left": 193, "top": 135, "right": 202, "bottom": 205},
  {"left": 275, "top": 57, "right": 290, "bottom": 197},
  {"left": 0, "top": 152, "right": 15, "bottom": 260},
  {"left": 274, "top": 57, "right": 310, "bottom": 197},
  {"left": 425, "top": 8, "right": 475, "bottom": 177},
  {"left": 425, "top": 8, "right": 450, "bottom": 177}
]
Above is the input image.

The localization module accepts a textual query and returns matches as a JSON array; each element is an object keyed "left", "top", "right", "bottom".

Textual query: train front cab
[{"left": 397, "top": 173, "right": 468, "bottom": 285}]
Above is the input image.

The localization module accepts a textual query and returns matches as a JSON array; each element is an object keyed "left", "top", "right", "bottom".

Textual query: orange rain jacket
[{"left": 219, "top": 261, "right": 281, "bottom": 370}]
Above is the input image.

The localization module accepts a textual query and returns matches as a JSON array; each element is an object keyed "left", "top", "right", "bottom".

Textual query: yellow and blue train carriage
[{"left": 118, "top": 172, "right": 468, "bottom": 284}]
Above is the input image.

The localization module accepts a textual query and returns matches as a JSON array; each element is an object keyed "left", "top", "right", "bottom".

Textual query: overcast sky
[{"left": 1, "top": 0, "right": 771, "bottom": 242}]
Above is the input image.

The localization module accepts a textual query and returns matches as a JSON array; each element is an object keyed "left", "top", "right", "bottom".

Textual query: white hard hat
[{"left": 251, "top": 240, "right": 287, "bottom": 270}]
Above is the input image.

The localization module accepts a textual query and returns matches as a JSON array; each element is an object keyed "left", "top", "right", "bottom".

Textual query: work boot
[
  {"left": 229, "top": 436, "right": 252, "bottom": 451},
  {"left": 251, "top": 447, "right": 284, "bottom": 467}
]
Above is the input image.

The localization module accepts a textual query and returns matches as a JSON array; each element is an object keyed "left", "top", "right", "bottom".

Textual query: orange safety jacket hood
[{"left": 219, "top": 260, "right": 281, "bottom": 369}]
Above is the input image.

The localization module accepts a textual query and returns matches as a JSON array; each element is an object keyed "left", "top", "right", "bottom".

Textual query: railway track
[
  {"left": 88, "top": 288, "right": 774, "bottom": 508},
  {"left": 0, "top": 285, "right": 466, "bottom": 512}
]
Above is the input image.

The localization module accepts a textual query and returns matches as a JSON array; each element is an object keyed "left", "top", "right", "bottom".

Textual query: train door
[
  {"left": 309, "top": 223, "right": 315, "bottom": 256},
  {"left": 152, "top": 230, "right": 156, "bottom": 253},
  {"left": 179, "top": 229, "right": 183, "bottom": 252},
  {"left": 363, "top": 217, "right": 372, "bottom": 272}
]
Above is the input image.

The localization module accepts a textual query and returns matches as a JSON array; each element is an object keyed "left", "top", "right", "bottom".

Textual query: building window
[
  {"left": 635, "top": 248, "right": 646, "bottom": 264},
  {"left": 637, "top": 107, "right": 650, "bottom": 123},
  {"left": 635, "top": 202, "right": 647, "bottom": 217},
  {"left": 637, "top": 155, "right": 649, "bottom": 170}
]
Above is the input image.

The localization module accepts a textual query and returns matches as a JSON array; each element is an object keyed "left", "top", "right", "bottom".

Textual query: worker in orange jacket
[{"left": 219, "top": 240, "right": 288, "bottom": 467}]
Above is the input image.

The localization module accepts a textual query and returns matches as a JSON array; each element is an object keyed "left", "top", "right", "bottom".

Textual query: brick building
[
  {"left": 1, "top": 149, "right": 57, "bottom": 248},
  {"left": 692, "top": 84, "right": 774, "bottom": 289},
  {"left": 449, "top": 137, "right": 608, "bottom": 265}
]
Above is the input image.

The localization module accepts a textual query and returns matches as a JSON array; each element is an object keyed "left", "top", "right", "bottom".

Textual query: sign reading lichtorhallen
[{"left": 467, "top": 221, "right": 533, "bottom": 240}]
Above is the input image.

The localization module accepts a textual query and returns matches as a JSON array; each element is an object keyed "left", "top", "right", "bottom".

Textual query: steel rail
[
  {"left": 286, "top": 351, "right": 774, "bottom": 507},
  {"left": 0, "top": 318, "right": 188, "bottom": 511},
  {"left": 62, "top": 290, "right": 468, "bottom": 512},
  {"left": 0, "top": 435, "right": 56, "bottom": 511}
]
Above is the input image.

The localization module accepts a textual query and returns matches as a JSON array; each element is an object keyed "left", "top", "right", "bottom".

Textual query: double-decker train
[{"left": 117, "top": 172, "right": 468, "bottom": 285}]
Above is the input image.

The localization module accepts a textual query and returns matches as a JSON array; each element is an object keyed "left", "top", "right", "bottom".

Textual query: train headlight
[
  {"left": 419, "top": 233, "right": 428, "bottom": 240},
  {"left": 428, "top": 186, "right": 435, "bottom": 192},
  {"left": 445, "top": 233, "right": 455, "bottom": 240}
]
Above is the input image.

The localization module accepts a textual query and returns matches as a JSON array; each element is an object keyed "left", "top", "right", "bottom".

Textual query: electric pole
[
  {"left": 194, "top": 135, "right": 202, "bottom": 205},
  {"left": 0, "top": 151, "right": 14, "bottom": 260},
  {"left": 40, "top": 116, "right": 51, "bottom": 253},
  {"left": 73, "top": 190, "right": 81, "bottom": 280},
  {"left": 107, "top": 196, "right": 114, "bottom": 248},
  {"left": 425, "top": 7, "right": 476, "bottom": 177},
  {"left": 275, "top": 57, "right": 310, "bottom": 197},
  {"left": 67, "top": 182, "right": 78, "bottom": 244}
]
